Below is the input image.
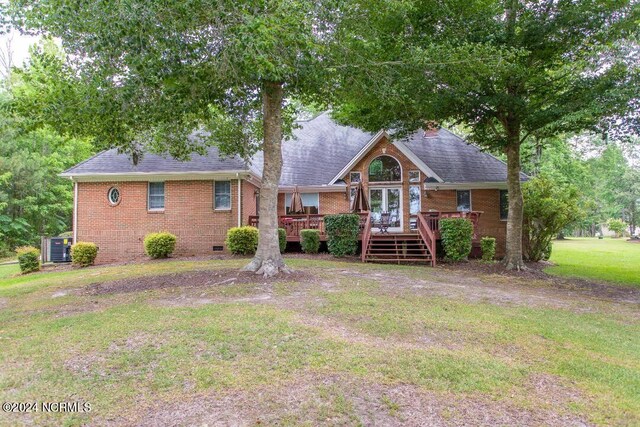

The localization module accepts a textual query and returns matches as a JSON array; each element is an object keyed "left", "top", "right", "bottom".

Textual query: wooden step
[{"left": 363, "top": 233, "right": 434, "bottom": 265}]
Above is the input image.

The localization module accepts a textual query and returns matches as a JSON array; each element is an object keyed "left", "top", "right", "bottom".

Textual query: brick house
[{"left": 61, "top": 112, "right": 525, "bottom": 264}]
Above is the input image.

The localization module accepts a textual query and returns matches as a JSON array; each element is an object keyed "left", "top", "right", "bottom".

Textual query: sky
[{"left": 0, "top": 30, "right": 43, "bottom": 69}]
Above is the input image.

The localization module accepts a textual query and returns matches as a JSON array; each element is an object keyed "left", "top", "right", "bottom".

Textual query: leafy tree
[
  {"left": 5, "top": 0, "right": 341, "bottom": 276},
  {"left": 606, "top": 218, "right": 627, "bottom": 238},
  {"left": 0, "top": 43, "right": 93, "bottom": 254},
  {"left": 523, "top": 176, "right": 582, "bottom": 262},
  {"left": 333, "top": 0, "right": 638, "bottom": 269},
  {"left": 616, "top": 168, "right": 640, "bottom": 237}
]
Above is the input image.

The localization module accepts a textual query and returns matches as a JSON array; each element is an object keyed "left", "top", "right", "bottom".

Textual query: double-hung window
[
  {"left": 214, "top": 181, "right": 232, "bottom": 210},
  {"left": 148, "top": 182, "right": 165, "bottom": 210},
  {"left": 499, "top": 190, "right": 509, "bottom": 220},
  {"left": 285, "top": 193, "right": 319, "bottom": 214},
  {"left": 456, "top": 190, "right": 471, "bottom": 212}
]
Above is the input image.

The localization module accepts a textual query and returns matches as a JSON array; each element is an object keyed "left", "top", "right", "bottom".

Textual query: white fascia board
[
  {"left": 328, "top": 129, "right": 387, "bottom": 185},
  {"left": 423, "top": 182, "right": 508, "bottom": 190},
  {"left": 62, "top": 170, "right": 253, "bottom": 182},
  {"left": 278, "top": 184, "right": 347, "bottom": 193},
  {"left": 392, "top": 139, "right": 444, "bottom": 183}
]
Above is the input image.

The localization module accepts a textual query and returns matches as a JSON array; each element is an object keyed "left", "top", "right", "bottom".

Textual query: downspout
[
  {"left": 237, "top": 174, "right": 242, "bottom": 227},
  {"left": 73, "top": 179, "right": 78, "bottom": 242}
]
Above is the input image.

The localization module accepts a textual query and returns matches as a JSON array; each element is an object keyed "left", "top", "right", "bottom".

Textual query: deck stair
[{"left": 363, "top": 233, "right": 433, "bottom": 264}]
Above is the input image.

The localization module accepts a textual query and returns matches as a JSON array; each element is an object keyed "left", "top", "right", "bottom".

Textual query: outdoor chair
[{"left": 377, "top": 212, "right": 391, "bottom": 233}]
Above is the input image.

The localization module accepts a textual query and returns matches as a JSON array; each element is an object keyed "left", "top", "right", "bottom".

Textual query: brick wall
[
  {"left": 242, "top": 180, "right": 259, "bottom": 221},
  {"left": 76, "top": 180, "right": 243, "bottom": 263},
  {"left": 348, "top": 136, "right": 430, "bottom": 232},
  {"left": 424, "top": 189, "right": 507, "bottom": 256}
]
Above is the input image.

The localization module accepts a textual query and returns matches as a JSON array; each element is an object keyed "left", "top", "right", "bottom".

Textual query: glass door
[{"left": 369, "top": 187, "right": 402, "bottom": 231}]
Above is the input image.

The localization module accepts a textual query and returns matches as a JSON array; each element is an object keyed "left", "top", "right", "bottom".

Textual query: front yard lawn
[
  {"left": 0, "top": 258, "right": 638, "bottom": 426},
  {"left": 547, "top": 238, "right": 640, "bottom": 287}
]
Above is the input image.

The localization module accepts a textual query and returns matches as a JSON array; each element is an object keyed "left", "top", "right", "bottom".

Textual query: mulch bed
[{"left": 82, "top": 269, "right": 315, "bottom": 296}]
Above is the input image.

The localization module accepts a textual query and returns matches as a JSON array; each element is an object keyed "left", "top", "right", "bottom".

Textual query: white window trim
[
  {"left": 107, "top": 186, "right": 120, "bottom": 206},
  {"left": 456, "top": 189, "right": 472, "bottom": 212},
  {"left": 409, "top": 170, "right": 421, "bottom": 183},
  {"left": 147, "top": 181, "right": 165, "bottom": 211},
  {"left": 368, "top": 154, "right": 403, "bottom": 183},
  {"left": 409, "top": 184, "right": 421, "bottom": 215},
  {"left": 499, "top": 189, "right": 508, "bottom": 221},
  {"left": 285, "top": 192, "right": 320, "bottom": 214},
  {"left": 214, "top": 180, "right": 232, "bottom": 211}
]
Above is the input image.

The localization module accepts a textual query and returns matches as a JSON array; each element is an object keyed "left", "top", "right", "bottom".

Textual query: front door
[{"left": 369, "top": 187, "right": 402, "bottom": 231}]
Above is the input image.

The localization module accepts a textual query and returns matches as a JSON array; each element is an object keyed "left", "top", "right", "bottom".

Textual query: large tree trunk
[
  {"left": 242, "top": 80, "right": 291, "bottom": 277},
  {"left": 504, "top": 137, "right": 525, "bottom": 270}
]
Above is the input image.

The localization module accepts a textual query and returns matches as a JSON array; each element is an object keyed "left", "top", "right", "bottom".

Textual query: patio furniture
[{"left": 377, "top": 212, "right": 391, "bottom": 233}]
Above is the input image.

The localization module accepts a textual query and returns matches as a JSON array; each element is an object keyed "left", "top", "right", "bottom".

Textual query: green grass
[
  {"left": 547, "top": 238, "right": 640, "bottom": 287},
  {"left": 0, "top": 258, "right": 638, "bottom": 425},
  {"left": 0, "top": 263, "right": 19, "bottom": 279}
]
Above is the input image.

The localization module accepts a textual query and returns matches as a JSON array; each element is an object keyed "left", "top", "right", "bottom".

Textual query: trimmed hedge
[
  {"left": 226, "top": 226, "right": 258, "bottom": 255},
  {"left": 300, "top": 229, "right": 321, "bottom": 254},
  {"left": 278, "top": 228, "right": 287, "bottom": 253},
  {"left": 481, "top": 237, "right": 496, "bottom": 262},
  {"left": 71, "top": 242, "right": 99, "bottom": 267},
  {"left": 16, "top": 246, "right": 40, "bottom": 274},
  {"left": 144, "top": 232, "right": 177, "bottom": 259},
  {"left": 324, "top": 214, "right": 359, "bottom": 257},
  {"left": 439, "top": 218, "right": 473, "bottom": 261}
]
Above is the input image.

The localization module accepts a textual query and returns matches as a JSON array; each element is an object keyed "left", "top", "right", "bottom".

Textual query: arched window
[{"left": 368, "top": 155, "right": 401, "bottom": 182}]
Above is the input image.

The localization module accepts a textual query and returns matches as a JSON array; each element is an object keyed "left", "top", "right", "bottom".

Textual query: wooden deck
[{"left": 248, "top": 211, "right": 481, "bottom": 242}]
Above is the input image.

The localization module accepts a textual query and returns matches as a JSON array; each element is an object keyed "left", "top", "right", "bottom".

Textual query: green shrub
[
  {"left": 278, "top": 228, "right": 287, "bottom": 253},
  {"left": 606, "top": 218, "right": 627, "bottom": 237},
  {"left": 226, "top": 226, "right": 258, "bottom": 255},
  {"left": 439, "top": 218, "right": 473, "bottom": 262},
  {"left": 324, "top": 214, "right": 359, "bottom": 257},
  {"left": 523, "top": 176, "right": 582, "bottom": 261},
  {"left": 16, "top": 246, "right": 40, "bottom": 274},
  {"left": 481, "top": 237, "right": 496, "bottom": 262},
  {"left": 58, "top": 231, "right": 73, "bottom": 238},
  {"left": 144, "top": 232, "right": 177, "bottom": 258},
  {"left": 300, "top": 229, "right": 321, "bottom": 254},
  {"left": 71, "top": 242, "right": 99, "bottom": 267}
]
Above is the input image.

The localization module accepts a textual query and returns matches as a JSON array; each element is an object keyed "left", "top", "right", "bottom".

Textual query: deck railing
[
  {"left": 416, "top": 213, "right": 437, "bottom": 267},
  {"left": 420, "top": 211, "right": 482, "bottom": 240},
  {"left": 248, "top": 212, "right": 369, "bottom": 242},
  {"left": 360, "top": 212, "right": 372, "bottom": 262}
]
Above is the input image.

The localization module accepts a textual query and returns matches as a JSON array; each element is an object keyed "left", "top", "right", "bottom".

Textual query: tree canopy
[
  {"left": 5, "top": 0, "right": 344, "bottom": 275},
  {"left": 0, "top": 42, "right": 93, "bottom": 254},
  {"left": 333, "top": 0, "right": 639, "bottom": 269}
]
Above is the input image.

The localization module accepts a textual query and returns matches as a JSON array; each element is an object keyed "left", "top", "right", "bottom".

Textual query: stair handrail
[
  {"left": 416, "top": 213, "right": 437, "bottom": 267},
  {"left": 361, "top": 212, "right": 372, "bottom": 262}
]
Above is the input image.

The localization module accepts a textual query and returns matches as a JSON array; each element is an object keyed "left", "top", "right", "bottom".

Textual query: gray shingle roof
[
  {"left": 251, "top": 112, "right": 373, "bottom": 186},
  {"left": 400, "top": 129, "right": 527, "bottom": 183},
  {"left": 63, "top": 112, "right": 523, "bottom": 185},
  {"left": 63, "top": 146, "right": 248, "bottom": 175}
]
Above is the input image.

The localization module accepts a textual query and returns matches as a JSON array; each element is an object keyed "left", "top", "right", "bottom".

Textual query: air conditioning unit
[{"left": 50, "top": 237, "right": 73, "bottom": 263}]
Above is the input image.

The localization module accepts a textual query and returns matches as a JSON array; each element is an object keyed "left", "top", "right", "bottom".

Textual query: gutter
[{"left": 423, "top": 182, "right": 509, "bottom": 190}]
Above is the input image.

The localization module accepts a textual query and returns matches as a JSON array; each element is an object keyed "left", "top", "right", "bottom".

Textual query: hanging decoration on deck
[
  {"left": 289, "top": 185, "right": 305, "bottom": 214},
  {"left": 350, "top": 181, "right": 370, "bottom": 212}
]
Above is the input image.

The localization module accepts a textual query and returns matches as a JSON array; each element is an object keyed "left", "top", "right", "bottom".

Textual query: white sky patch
[{"left": 0, "top": 30, "right": 42, "bottom": 68}]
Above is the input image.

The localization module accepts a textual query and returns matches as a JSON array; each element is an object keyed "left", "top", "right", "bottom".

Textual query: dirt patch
[
  {"left": 0, "top": 298, "right": 7, "bottom": 310},
  {"left": 443, "top": 260, "right": 640, "bottom": 304},
  {"left": 115, "top": 373, "right": 589, "bottom": 427},
  {"left": 81, "top": 269, "right": 315, "bottom": 296}
]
